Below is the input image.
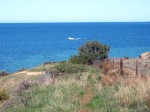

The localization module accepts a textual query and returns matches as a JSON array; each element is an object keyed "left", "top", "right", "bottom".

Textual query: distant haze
[{"left": 0, "top": 0, "right": 150, "bottom": 23}]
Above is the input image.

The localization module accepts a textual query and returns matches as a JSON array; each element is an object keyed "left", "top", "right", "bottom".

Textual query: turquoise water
[{"left": 0, "top": 22, "right": 150, "bottom": 72}]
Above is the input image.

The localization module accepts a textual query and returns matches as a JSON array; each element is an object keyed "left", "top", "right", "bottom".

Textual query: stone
[
  {"left": 17, "top": 81, "right": 31, "bottom": 94},
  {"left": 140, "top": 52, "right": 150, "bottom": 59}
]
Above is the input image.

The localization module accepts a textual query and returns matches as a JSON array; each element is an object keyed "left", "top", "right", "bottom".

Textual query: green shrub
[
  {"left": 18, "top": 68, "right": 26, "bottom": 72},
  {"left": 0, "top": 71, "right": 9, "bottom": 76},
  {"left": 70, "top": 55, "right": 96, "bottom": 65},
  {"left": 69, "top": 40, "right": 110, "bottom": 64},
  {"left": 54, "top": 62, "right": 87, "bottom": 74},
  {"left": 124, "top": 56, "right": 129, "bottom": 59},
  {"left": 0, "top": 89, "right": 9, "bottom": 101}
]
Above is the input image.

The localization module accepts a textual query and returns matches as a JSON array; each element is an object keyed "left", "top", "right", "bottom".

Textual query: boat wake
[{"left": 68, "top": 37, "right": 81, "bottom": 40}]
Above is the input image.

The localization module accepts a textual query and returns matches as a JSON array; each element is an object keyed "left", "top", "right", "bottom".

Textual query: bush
[
  {"left": 19, "top": 68, "right": 26, "bottom": 72},
  {"left": 69, "top": 40, "right": 110, "bottom": 65},
  {"left": 0, "top": 89, "right": 9, "bottom": 101},
  {"left": 69, "top": 55, "right": 93, "bottom": 65},
  {"left": 124, "top": 57, "right": 129, "bottom": 59},
  {"left": 43, "top": 61, "right": 53, "bottom": 65},
  {"left": 53, "top": 62, "right": 87, "bottom": 74},
  {"left": 0, "top": 71, "right": 9, "bottom": 76}
]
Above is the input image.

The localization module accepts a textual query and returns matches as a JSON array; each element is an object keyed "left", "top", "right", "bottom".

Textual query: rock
[
  {"left": 17, "top": 81, "right": 31, "bottom": 94},
  {"left": 40, "top": 71, "right": 53, "bottom": 85},
  {"left": 31, "top": 71, "right": 53, "bottom": 86},
  {"left": 17, "top": 81, "right": 32, "bottom": 107},
  {"left": 140, "top": 52, "right": 150, "bottom": 59}
]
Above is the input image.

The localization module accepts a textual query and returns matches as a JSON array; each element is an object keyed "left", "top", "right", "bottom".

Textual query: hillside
[{"left": 0, "top": 60, "right": 150, "bottom": 112}]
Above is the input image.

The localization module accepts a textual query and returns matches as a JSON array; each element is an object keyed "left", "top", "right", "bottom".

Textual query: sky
[{"left": 0, "top": 0, "right": 150, "bottom": 23}]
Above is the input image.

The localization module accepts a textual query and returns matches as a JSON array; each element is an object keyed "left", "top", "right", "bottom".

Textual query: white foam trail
[
  {"left": 68, "top": 37, "right": 75, "bottom": 40},
  {"left": 68, "top": 37, "right": 81, "bottom": 40}
]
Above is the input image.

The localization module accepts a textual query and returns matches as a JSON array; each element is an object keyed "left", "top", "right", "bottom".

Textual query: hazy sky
[{"left": 0, "top": 0, "right": 150, "bottom": 23}]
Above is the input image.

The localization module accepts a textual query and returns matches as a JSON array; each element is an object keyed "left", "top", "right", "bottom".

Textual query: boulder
[
  {"left": 17, "top": 81, "right": 31, "bottom": 94},
  {"left": 140, "top": 52, "right": 150, "bottom": 59}
]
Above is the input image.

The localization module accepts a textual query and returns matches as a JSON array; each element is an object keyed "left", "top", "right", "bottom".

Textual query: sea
[{"left": 0, "top": 22, "right": 150, "bottom": 72}]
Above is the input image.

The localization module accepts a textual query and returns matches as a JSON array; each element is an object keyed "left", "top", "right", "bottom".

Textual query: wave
[{"left": 68, "top": 37, "right": 81, "bottom": 40}]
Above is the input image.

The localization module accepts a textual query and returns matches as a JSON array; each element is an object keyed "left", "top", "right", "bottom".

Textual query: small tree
[{"left": 70, "top": 40, "right": 110, "bottom": 64}]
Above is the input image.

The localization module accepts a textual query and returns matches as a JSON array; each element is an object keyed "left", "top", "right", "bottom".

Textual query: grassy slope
[
  {"left": 6, "top": 77, "right": 83, "bottom": 112},
  {"left": 1, "top": 62, "right": 150, "bottom": 112},
  {"left": 0, "top": 63, "right": 98, "bottom": 112}
]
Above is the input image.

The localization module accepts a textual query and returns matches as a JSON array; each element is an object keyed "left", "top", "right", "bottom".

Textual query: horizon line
[{"left": 0, "top": 21, "right": 150, "bottom": 24}]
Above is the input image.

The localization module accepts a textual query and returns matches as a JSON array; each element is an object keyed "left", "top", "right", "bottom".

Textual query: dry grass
[
  {"left": 1, "top": 61, "right": 150, "bottom": 112},
  {"left": 101, "top": 60, "right": 112, "bottom": 75},
  {"left": 0, "top": 89, "right": 9, "bottom": 102},
  {"left": 115, "top": 76, "right": 150, "bottom": 106},
  {"left": 113, "top": 58, "right": 150, "bottom": 76},
  {"left": 3, "top": 73, "right": 91, "bottom": 112},
  {"left": 0, "top": 71, "right": 43, "bottom": 92},
  {"left": 0, "top": 63, "right": 93, "bottom": 111},
  {"left": 92, "top": 74, "right": 150, "bottom": 111}
]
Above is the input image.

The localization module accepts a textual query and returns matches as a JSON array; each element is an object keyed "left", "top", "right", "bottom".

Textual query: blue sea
[{"left": 0, "top": 22, "right": 150, "bottom": 72}]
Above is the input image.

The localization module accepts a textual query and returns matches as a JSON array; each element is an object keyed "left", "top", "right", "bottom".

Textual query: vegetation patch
[
  {"left": 29, "top": 63, "right": 56, "bottom": 72},
  {"left": 5, "top": 78, "right": 84, "bottom": 112},
  {"left": 53, "top": 62, "right": 87, "bottom": 74},
  {"left": 0, "top": 71, "right": 9, "bottom": 76},
  {"left": 88, "top": 75, "right": 150, "bottom": 112},
  {"left": 0, "top": 89, "right": 9, "bottom": 102},
  {"left": 69, "top": 41, "right": 110, "bottom": 65}
]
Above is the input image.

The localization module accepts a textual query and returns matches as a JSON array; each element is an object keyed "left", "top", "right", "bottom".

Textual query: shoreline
[{"left": 1, "top": 56, "right": 150, "bottom": 75}]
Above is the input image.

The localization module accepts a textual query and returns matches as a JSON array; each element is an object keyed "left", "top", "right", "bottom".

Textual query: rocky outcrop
[
  {"left": 17, "top": 81, "right": 31, "bottom": 94},
  {"left": 140, "top": 52, "right": 150, "bottom": 59}
]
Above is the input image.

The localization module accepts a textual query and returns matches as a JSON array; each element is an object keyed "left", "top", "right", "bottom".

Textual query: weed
[{"left": 0, "top": 89, "right": 9, "bottom": 101}]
